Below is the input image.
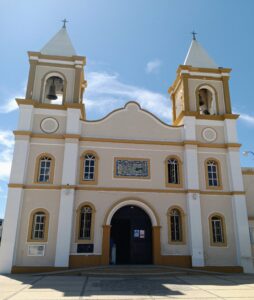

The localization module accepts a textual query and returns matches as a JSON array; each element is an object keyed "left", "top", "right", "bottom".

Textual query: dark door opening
[{"left": 110, "top": 205, "right": 152, "bottom": 264}]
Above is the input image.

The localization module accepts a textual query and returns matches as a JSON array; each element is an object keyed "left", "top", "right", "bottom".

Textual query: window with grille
[
  {"left": 168, "top": 159, "right": 179, "bottom": 184},
  {"left": 32, "top": 212, "right": 45, "bottom": 239},
  {"left": 38, "top": 156, "right": 52, "bottom": 182},
  {"left": 207, "top": 160, "right": 219, "bottom": 187},
  {"left": 79, "top": 206, "right": 92, "bottom": 240},
  {"left": 211, "top": 216, "right": 224, "bottom": 243},
  {"left": 83, "top": 154, "right": 96, "bottom": 181},
  {"left": 170, "top": 209, "right": 182, "bottom": 242}
]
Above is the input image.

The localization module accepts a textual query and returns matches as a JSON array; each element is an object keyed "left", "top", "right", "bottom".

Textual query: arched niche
[
  {"left": 40, "top": 72, "right": 67, "bottom": 105},
  {"left": 196, "top": 84, "right": 219, "bottom": 115}
]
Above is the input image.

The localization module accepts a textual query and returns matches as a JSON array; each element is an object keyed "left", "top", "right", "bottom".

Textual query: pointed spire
[
  {"left": 184, "top": 37, "right": 218, "bottom": 69},
  {"left": 40, "top": 23, "right": 76, "bottom": 57}
]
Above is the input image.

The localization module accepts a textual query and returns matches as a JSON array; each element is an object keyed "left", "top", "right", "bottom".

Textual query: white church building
[{"left": 0, "top": 26, "right": 254, "bottom": 274}]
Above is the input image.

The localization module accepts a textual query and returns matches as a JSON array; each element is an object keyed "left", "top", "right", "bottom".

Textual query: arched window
[
  {"left": 205, "top": 159, "right": 222, "bottom": 189},
  {"left": 27, "top": 209, "right": 49, "bottom": 242},
  {"left": 79, "top": 206, "right": 92, "bottom": 240},
  {"left": 35, "top": 154, "right": 55, "bottom": 184},
  {"left": 80, "top": 151, "right": 98, "bottom": 184},
  {"left": 43, "top": 75, "right": 65, "bottom": 105},
  {"left": 196, "top": 86, "right": 218, "bottom": 115},
  {"left": 167, "top": 207, "right": 185, "bottom": 244},
  {"left": 209, "top": 213, "right": 227, "bottom": 246},
  {"left": 165, "top": 156, "right": 183, "bottom": 187},
  {"left": 76, "top": 203, "right": 95, "bottom": 243}
]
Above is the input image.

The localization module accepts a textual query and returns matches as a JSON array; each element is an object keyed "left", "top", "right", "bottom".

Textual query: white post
[
  {"left": 0, "top": 106, "right": 32, "bottom": 273},
  {"left": 54, "top": 108, "right": 80, "bottom": 267},
  {"left": 183, "top": 116, "right": 205, "bottom": 267}
]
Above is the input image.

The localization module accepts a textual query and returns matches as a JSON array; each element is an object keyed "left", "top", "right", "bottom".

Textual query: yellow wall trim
[
  {"left": 10, "top": 184, "right": 245, "bottom": 196},
  {"left": 15, "top": 98, "right": 85, "bottom": 119},
  {"left": 242, "top": 170, "right": 254, "bottom": 175},
  {"left": 12, "top": 131, "right": 242, "bottom": 149}
]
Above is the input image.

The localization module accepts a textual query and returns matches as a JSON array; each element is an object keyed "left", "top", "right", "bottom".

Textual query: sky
[{"left": 0, "top": 0, "right": 254, "bottom": 218}]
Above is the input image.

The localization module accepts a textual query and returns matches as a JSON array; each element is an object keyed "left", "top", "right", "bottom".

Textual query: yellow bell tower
[
  {"left": 169, "top": 35, "right": 235, "bottom": 125},
  {"left": 23, "top": 22, "right": 86, "bottom": 116}
]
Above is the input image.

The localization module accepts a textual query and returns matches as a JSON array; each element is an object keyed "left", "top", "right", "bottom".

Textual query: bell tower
[
  {"left": 25, "top": 24, "right": 86, "bottom": 107},
  {"left": 169, "top": 36, "right": 234, "bottom": 125}
]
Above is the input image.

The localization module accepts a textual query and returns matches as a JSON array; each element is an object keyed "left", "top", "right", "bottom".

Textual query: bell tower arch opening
[
  {"left": 42, "top": 73, "right": 66, "bottom": 105},
  {"left": 197, "top": 85, "right": 218, "bottom": 115}
]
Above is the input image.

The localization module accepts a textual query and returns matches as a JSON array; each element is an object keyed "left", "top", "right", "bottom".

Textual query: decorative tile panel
[{"left": 114, "top": 158, "right": 150, "bottom": 178}]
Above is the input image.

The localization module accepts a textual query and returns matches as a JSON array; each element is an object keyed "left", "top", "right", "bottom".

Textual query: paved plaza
[{"left": 1, "top": 268, "right": 254, "bottom": 300}]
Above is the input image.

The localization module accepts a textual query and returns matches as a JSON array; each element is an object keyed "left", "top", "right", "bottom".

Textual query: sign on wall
[{"left": 114, "top": 158, "right": 150, "bottom": 178}]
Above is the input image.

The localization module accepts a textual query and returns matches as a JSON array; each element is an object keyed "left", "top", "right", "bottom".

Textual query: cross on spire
[
  {"left": 62, "top": 18, "right": 68, "bottom": 28},
  {"left": 191, "top": 31, "right": 197, "bottom": 40}
]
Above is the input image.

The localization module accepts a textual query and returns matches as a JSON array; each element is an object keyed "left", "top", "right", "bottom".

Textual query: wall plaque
[{"left": 114, "top": 158, "right": 150, "bottom": 178}]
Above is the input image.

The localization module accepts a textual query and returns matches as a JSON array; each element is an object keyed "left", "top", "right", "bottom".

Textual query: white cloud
[
  {"left": 239, "top": 113, "right": 254, "bottom": 125},
  {"left": 85, "top": 71, "right": 171, "bottom": 122},
  {"left": 146, "top": 59, "right": 162, "bottom": 74},
  {"left": 0, "top": 130, "right": 14, "bottom": 181},
  {"left": 0, "top": 97, "right": 19, "bottom": 113}
]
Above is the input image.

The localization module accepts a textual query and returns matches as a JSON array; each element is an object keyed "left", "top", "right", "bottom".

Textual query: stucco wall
[{"left": 15, "top": 190, "right": 60, "bottom": 266}]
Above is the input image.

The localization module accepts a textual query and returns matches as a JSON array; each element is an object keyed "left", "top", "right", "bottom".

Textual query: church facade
[{"left": 0, "top": 26, "right": 254, "bottom": 274}]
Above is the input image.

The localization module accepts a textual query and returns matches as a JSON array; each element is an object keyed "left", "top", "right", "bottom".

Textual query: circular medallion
[
  {"left": 202, "top": 128, "right": 217, "bottom": 142},
  {"left": 40, "top": 118, "right": 59, "bottom": 134}
]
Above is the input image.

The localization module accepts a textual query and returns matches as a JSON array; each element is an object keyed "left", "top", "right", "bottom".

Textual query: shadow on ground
[{"left": 1, "top": 266, "right": 254, "bottom": 299}]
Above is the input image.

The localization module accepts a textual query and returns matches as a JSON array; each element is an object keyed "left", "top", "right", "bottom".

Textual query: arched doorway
[{"left": 110, "top": 205, "right": 152, "bottom": 264}]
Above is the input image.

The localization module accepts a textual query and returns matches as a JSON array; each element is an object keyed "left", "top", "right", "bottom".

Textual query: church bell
[{"left": 46, "top": 79, "right": 58, "bottom": 100}]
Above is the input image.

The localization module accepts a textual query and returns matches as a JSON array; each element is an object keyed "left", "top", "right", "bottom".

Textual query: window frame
[
  {"left": 75, "top": 202, "right": 96, "bottom": 244},
  {"left": 165, "top": 156, "right": 183, "bottom": 188},
  {"left": 167, "top": 206, "right": 186, "bottom": 245},
  {"left": 205, "top": 158, "right": 223, "bottom": 190},
  {"left": 209, "top": 213, "right": 227, "bottom": 247},
  {"left": 80, "top": 151, "right": 99, "bottom": 185},
  {"left": 27, "top": 208, "right": 49, "bottom": 243},
  {"left": 34, "top": 153, "right": 55, "bottom": 184}
]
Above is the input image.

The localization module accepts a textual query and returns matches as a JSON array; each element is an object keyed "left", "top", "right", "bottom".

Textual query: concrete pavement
[{"left": 1, "top": 272, "right": 254, "bottom": 299}]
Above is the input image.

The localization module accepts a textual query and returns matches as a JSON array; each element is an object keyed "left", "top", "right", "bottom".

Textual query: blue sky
[{"left": 0, "top": 0, "right": 254, "bottom": 218}]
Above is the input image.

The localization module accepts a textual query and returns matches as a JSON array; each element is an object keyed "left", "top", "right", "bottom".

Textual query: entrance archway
[{"left": 110, "top": 205, "right": 152, "bottom": 264}]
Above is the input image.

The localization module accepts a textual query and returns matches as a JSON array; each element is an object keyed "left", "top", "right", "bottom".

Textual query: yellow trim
[
  {"left": 222, "top": 76, "right": 232, "bottom": 114},
  {"left": 75, "top": 202, "right": 96, "bottom": 244},
  {"left": 9, "top": 183, "right": 245, "bottom": 196},
  {"left": 34, "top": 153, "right": 55, "bottom": 184},
  {"left": 204, "top": 158, "right": 223, "bottom": 190},
  {"left": 26, "top": 60, "right": 37, "bottom": 99},
  {"left": 209, "top": 212, "right": 227, "bottom": 247},
  {"left": 173, "top": 111, "right": 239, "bottom": 126},
  {"left": 182, "top": 74, "right": 190, "bottom": 112},
  {"left": 8, "top": 184, "right": 24, "bottom": 188},
  {"left": 167, "top": 206, "right": 186, "bottom": 245},
  {"left": 12, "top": 131, "right": 241, "bottom": 149},
  {"left": 242, "top": 170, "right": 254, "bottom": 175},
  {"left": 79, "top": 150, "right": 99, "bottom": 185},
  {"left": 15, "top": 98, "right": 85, "bottom": 120},
  {"left": 28, "top": 51, "right": 86, "bottom": 64},
  {"left": 168, "top": 65, "right": 231, "bottom": 95},
  {"left": 27, "top": 208, "right": 49, "bottom": 243},
  {"left": 195, "top": 84, "right": 219, "bottom": 115},
  {"left": 114, "top": 157, "right": 151, "bottom": 179},
  {"left": 165, "top": 155, "right": 184, "bottom": 188}
]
